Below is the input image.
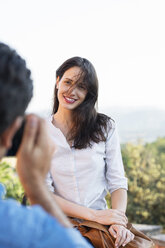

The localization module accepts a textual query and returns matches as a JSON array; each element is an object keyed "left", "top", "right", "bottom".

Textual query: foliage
[
  {"left": 0, "top": 160, "right": 24, "bottom": 202},
  {"left": 121, "top": 138, "right": 165, "bottom": 227}
]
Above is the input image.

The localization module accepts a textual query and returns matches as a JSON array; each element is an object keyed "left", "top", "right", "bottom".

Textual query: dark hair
[
  {"left": 0, "top": 42, "right": 33, "bottom": 136},
  {"left": 52, "top": 56, "right": 111, "bottom": 149}
]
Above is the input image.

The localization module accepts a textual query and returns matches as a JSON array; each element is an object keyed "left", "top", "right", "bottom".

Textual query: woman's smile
[{"left": 63, "top": 96, "right": 77, "bottom": 104}]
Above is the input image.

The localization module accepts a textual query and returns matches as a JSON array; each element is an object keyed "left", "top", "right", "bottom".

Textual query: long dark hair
[{"left": 52, "top": 56, "right": 111, "bottom": 149}]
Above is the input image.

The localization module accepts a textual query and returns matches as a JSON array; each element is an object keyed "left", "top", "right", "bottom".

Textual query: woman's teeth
[{"left": 65, "top": 97, "right": 76, "bottom": 103}]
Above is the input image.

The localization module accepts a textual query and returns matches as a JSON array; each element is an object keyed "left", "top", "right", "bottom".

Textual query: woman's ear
[{"left": 56, "top": 76, "right": 60, "bottom": 89}]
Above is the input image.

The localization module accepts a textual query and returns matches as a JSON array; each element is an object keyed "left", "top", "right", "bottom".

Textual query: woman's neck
[{"left": 53, "top": 106, "right": 73, "bottom": 129}]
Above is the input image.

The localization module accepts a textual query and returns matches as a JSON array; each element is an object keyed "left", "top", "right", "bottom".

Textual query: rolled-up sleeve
[{"left": 105, "top": 121, "right": 128, "bottom": 194}]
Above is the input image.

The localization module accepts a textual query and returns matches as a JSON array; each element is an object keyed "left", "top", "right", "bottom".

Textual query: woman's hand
[
  {"left": 93, "top": 209, "right": 128, "bottom": 226},
  {"left": 109, "top": 224, "right": 134, "bottom": 247}
]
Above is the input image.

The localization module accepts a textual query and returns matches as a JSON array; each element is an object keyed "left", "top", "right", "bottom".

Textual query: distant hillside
[
  {"left": 100, "top": 107, "right": 165, "bottom": 143},
  {"left": 37, "top": 107, "right": 165, "bottom": 144}
]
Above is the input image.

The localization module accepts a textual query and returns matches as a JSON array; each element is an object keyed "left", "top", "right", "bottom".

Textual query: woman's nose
[{"left": 67, "top": 85, "right": 77, "bottom": 96}]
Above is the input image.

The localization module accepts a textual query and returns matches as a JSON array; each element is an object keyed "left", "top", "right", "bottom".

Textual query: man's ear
[
  {"left": 0, "top": 117, "right": 23, "bottom": 149},
  {"left": 56, "top": 76, "right": 60, "bottom": 89}
]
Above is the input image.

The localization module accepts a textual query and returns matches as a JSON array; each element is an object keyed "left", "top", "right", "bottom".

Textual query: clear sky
[{"left": 0, "top": 0, "right": 165, "bottom": 112}]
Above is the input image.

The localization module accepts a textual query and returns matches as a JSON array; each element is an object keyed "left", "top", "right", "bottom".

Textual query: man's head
[{"left": 0, "top": 42, "right": 33, "bottom": 158}]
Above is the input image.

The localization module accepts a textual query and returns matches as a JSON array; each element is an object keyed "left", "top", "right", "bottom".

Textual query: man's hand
[
  {"left": 109, "top": 224, "right": 134, "bottom": 247},
  {"left": 17, "top": 114, "right": 55, "bottom": 192},
  {"left": 16, "top": 115, "right": 72, "bottom": 228}
]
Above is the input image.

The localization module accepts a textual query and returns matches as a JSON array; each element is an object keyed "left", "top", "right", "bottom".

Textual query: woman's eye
[
  {"left": 78, "top": 84, "right": 86, "bottom": 90},
  {"left": 65, "top": 81, "right": 71, "bottom": 85}
]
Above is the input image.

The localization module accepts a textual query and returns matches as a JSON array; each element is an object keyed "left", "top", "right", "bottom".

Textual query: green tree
[
  {"left": 121, "top": 139, "right": 165, "bottom": 227},
  {"left": 0, "top": 160, "right": 24, "bottom": 202}
]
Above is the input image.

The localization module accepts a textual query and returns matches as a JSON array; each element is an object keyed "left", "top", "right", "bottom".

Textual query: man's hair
[{"left": 0, "top": 42, "right": 33, "bottom": 136}]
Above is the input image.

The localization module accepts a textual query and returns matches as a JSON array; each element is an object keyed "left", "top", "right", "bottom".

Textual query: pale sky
[{"left": 0, "top": 0, "right": 165, "bottom": 112}]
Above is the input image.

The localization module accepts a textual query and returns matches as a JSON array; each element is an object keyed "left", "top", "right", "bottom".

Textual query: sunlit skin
[{"left": 56, "top": 66, "right": 87, "bottom": 112}]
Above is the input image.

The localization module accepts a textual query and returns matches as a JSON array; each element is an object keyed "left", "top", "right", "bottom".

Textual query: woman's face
[{"left": 56, "top": 66, "right": 87, "bottom": 111}]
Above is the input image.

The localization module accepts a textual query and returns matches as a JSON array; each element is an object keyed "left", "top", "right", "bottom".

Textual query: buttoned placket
[
  {"left": 54, "top": 125, "right": 81, "bottom": 204},
  {"left": 70, "top": 147, "right": 81, "bottom": 204}
]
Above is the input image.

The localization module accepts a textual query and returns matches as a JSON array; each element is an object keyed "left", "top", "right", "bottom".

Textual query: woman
[{"left": 47, "top": 57, "right": 134, "bottom": 247}]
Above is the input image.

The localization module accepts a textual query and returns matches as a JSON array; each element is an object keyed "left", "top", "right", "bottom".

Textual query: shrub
[{"left": 0, "top": 160, "right": 24, "bottom": 202}]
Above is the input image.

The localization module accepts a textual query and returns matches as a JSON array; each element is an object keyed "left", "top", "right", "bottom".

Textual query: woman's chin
[
  {"left": 59, "top": 100, "right": 81, "bottom": 111},
  {"left": 61, "top": 103, "right": 77, "bottom": 111}
]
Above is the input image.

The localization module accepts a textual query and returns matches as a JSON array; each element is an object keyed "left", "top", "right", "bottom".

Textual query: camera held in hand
[{"left": 6, "top": 120, "right": 26, "bottom": 156}]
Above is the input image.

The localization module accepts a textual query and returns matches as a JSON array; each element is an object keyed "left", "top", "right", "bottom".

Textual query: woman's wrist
[{"left": 87, "top": 208, "right": 98, "bottom": 222}]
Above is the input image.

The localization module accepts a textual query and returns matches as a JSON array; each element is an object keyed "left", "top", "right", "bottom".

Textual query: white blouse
[{"left": 46, "top": 117, "right": 128, "bottom": 210}]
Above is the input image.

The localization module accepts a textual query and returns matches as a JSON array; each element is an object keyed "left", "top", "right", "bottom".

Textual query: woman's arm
[
  {"left": 111, "top": 188, "right": 127, "bottom": 213},
  {"left": 110, "top": 188, "right": 135, "bottom": 248},
  {"left": 53, "top": 194, "right": 94, "bottom": 220},
  {"left": 105, "top": 123, "right": 134, "bottom": 247},
  {"left": 105, "top": 122, "right": 128, "bottom": 196},
  {"left": 52, "top": 193, "right": 127, "bottom": 226}
]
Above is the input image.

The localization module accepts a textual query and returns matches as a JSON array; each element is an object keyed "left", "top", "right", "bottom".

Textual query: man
[{"left": 0, "top": 42, "right": 92, "bottom": 247}]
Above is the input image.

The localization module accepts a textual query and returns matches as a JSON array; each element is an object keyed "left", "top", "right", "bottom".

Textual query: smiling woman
[
  {"left": 56, "top": 66, "right": 87, "bottom": 110},
  {"left": 46, "top": 56, "right": 134, "bottom": 248}
]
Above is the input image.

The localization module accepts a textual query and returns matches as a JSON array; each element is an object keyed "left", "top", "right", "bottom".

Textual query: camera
[{"left": 6, "top": 120, "right": 26, "bottom": 156}]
